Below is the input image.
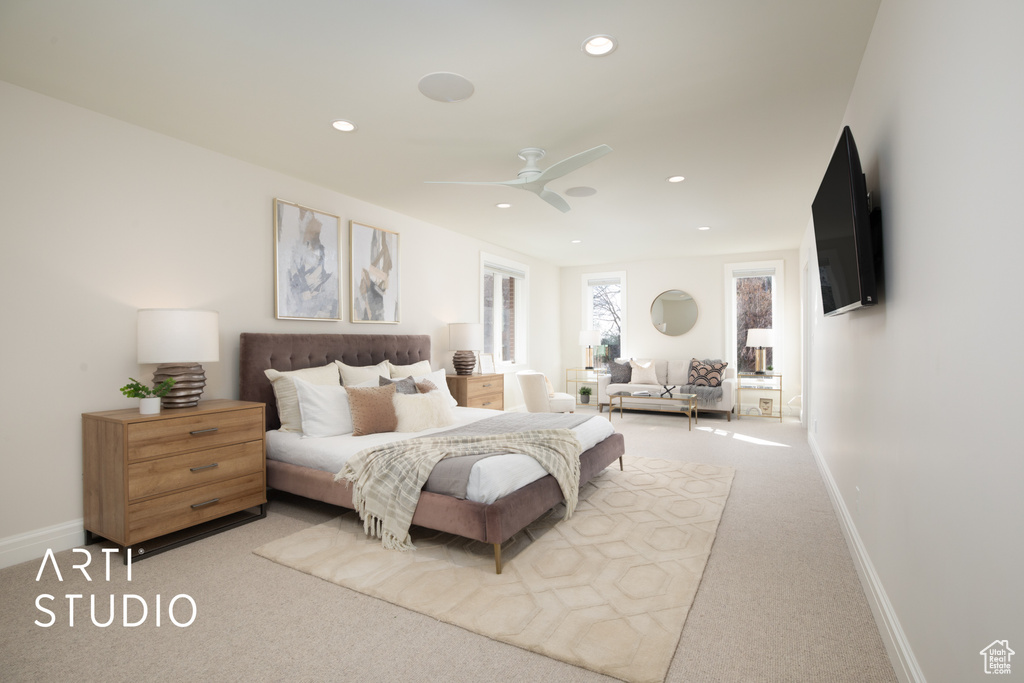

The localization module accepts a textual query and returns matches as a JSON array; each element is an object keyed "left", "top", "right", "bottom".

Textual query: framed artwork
[
  {"left": 759, "top": 397, "right": 774, "bottom": 415},
  {"left": 350, "top": 221, "right": 400, "bottom": 323},
  {"left": 480, "top": 353, "right": 495, "bottom": 374},
  {"left": 273, "top": 199, "right": 342, "bottom": 321}
]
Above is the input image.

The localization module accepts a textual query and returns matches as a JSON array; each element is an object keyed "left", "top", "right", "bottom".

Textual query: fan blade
[
  {"left": 538, "top": 189, "right": 571, "bottom": 213},
  {"left": 425, "top": 178, "right": 528, "bottom": 186},
  {"left": 534, "top": 144, "right": 612, "bottom": 184}
]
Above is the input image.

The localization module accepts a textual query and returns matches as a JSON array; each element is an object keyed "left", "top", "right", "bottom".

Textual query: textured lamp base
[
  {"left": 452, "top": 350, "right": 477, "bottom": 376},
  {"left": 154, "top": 363, "right": 207, "bottom": 408}
]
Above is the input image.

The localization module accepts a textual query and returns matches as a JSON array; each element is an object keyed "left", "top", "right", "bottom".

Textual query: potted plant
[
  {"left": 120, "top": 377, "right": 176, "bottom": 414},
  {"left": 579, "top": 385, "right": 593, "bottom": 404}
]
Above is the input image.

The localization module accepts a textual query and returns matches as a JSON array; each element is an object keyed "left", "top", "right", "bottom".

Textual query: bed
[{"left": 238, "top": 332, "right": 626, "bottom": 573}]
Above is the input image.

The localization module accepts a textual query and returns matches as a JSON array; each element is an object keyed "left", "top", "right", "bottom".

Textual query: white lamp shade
[
  {"left": 579, "top": 330, "right": 601, "bottom": 346},
  {"left": 745, "top": 328, "right": 775, "bottom": 348},
  {"left": 137, "top": 309, "right": 220, "bottom": 363},
  {"left": 448, "top": 322, "right": 483, "bottom": 351}
]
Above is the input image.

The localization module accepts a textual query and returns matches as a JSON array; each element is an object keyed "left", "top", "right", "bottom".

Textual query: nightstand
[
  {"left": 446, "top": 373, "right": 504, "bottom": 410},
  {"left": 82, "top": 399, "right": 267, "bottom": 561}
]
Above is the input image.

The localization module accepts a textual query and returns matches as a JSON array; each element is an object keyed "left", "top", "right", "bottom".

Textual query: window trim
[
  {"left": 480, "top": 252, "right": 529, "bottom": 369},
  {"left": 581, "top": 270, "right": 627, "bottom": 360},
  {"left": 724, "top": 259, "right": 784, "bottom": 373}
]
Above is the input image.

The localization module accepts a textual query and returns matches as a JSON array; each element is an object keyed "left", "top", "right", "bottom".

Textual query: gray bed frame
[{"left": 238, "top": 332, "right": 625, "bottom": 573}]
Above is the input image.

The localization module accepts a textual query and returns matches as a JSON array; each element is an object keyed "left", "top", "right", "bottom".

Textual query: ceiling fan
[{"left": 426, "top": 144, "right": 612, "bottom": 213}]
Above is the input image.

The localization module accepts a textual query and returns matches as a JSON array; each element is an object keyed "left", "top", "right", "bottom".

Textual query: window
[
  {"left": 582, "top": 271, "right": 626, "bottom": 363},
  {"left": 481, "top": 253, "right": 528, "bottom": 367},
  {"left": 725, "top": 260, "right": 783, "bottom": 373}
]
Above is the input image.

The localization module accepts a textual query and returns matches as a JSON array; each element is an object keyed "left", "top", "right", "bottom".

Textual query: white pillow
[
  {"left": 387, "top": 359, "right": 432, "bottom": 378},
  {"left": 412, "top": 368, "right": 458, "bottom": 407},
  {"left": 335, "top": 360, "right": 390, "bottom": 386},
  {"left": 629, "top": 359, "right": 658, "bottom": 384},
  {"left": 264, "top": 363, "right": 341, "bottom": 432},
  {"left": 293, "top": 377, "right": 353, "bottom": 438},
  {"left": 393, "top": 391, "right": 455, "bottom": 432}
]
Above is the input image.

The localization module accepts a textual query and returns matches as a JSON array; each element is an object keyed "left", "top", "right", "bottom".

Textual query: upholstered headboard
[{"left": 238, "top": 332, "right": 432, "bottom": 431}]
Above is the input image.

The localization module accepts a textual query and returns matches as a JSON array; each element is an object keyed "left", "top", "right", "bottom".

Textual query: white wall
[
  {"left": 560, "top": 250, "right": 801, "bottom": 407},
  {"left": 0, "top": 81, "right": 560, "bottom": 562},
  {"left": 802, "top": 0, "right": 1024, "bottom": 681}
]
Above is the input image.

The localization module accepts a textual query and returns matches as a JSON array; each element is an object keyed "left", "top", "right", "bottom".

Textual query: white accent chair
[{"left": 516, "top": 371, "right": 576, "bottom": 413}]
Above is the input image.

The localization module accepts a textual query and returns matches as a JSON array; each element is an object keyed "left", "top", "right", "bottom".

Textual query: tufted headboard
[{"left": 238, "top": 332, "right": 432, "bottom": 431}]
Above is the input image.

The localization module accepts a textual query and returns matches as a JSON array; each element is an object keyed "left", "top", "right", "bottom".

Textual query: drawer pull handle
[
  {"left": 481, "top": 383, "right": 492, "bottom": 388},
  {"left": 190, "top": 498, "right": 220, "bottom": 509},
  {"left": 189, "top": 427, "right": 219, "bottom": 436},
  {"left": 189, "top": 463, "right": 219, "bottom": 473},
  {"left": 482, "top": 401, "right": 492, "bottom": 406}
]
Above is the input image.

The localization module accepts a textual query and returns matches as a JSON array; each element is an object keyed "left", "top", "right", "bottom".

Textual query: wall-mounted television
[{"left": 811, "top": 126, "right": 882, "bottom": 317}]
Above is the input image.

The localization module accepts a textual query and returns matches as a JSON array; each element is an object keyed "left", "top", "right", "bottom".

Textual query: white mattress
[{"left": 266, "top": 407, "right": 616, "bottom": 504}]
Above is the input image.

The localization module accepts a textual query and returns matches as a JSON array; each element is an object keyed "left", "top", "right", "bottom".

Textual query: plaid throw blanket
[{"left": 335, "top": 429, "right": 583, "bottom": 551}]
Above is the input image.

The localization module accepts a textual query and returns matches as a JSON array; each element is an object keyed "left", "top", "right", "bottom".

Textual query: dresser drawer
[
  {"left": 464, "top": 375, "right": 502, "bottom": 399},
  {"left": 127, "top": 441, "right": 264, "bottom": 501},
  {"left": 127, "top": 472, "right": 266, "bottom": 545},
  {"left": 127, "top": 407, "right": 264, "bottom": 461},
  {"left": 467, "top": 392, "right": 503, "bottom": 410}
]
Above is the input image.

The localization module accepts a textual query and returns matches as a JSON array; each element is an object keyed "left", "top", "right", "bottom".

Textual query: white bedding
[{"left": 266, "top": 407, "right": 616, "bottom": 504}]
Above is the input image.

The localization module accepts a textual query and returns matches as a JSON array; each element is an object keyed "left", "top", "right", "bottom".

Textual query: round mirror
[{"left": 651, "top": 289, "right": 698, "bottom": 336}]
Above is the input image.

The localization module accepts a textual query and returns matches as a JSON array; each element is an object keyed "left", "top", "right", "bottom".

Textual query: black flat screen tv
[{"left": 811, "top": 126, "right": 880, "bottom": 317}]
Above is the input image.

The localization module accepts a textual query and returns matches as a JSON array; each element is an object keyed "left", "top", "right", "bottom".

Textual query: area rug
[{"left": 254, "top": 457, "right": 734, "bottom": 683}]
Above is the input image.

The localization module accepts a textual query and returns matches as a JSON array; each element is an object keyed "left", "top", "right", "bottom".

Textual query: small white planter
[{"left": 139, "top": 397, "right": 161, "bottom": 415}]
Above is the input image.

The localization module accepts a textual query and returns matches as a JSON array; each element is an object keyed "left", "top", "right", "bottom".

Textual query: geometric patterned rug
[{"left": 254, "top": 458, "right": 735, "bottom": 683}]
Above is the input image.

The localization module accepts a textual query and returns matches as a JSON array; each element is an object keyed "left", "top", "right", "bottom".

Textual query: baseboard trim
[
  {"left": 807, "top": 433, "right": 926, "bottom": 683},
  {"left": 0, "top": 519, "right": 85, "bottom": 570}
]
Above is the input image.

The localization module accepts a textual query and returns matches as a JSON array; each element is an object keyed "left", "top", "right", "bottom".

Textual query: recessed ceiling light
[
  {"left": 667, "top": 175, "right": 685, "bottom": 183},
  {"left": 582, "top": 35, "right": 617, "bottom": 56},
  {"left": 418, "top": 72, "right": 475, "bottom": 103},
  {"left": 331, "top": 120, "right": 357, "bottom": 132},
  {"left": 571, "top": 239, "right": 582, "bottom": 244},
  {"left": 565, "top": 186, "right": 597, "bottom": 197},
  {"left": 698, "top": 226, "right": 711, "bottom": 231},
  {"left": 496, "top": 203, "right": 511, "bottom": 209}
]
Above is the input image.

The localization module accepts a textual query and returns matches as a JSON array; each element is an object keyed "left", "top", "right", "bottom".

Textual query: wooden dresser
[
  {"left": 445, "top": 373, "right": 504, "bottom": 410},
  {"left": 82, "top": 399, "right": 266, "bottom": 559}
]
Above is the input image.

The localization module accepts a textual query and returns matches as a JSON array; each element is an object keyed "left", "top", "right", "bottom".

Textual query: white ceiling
[{"left": 0, "top": 1, "right": 880, "bottom": 267}]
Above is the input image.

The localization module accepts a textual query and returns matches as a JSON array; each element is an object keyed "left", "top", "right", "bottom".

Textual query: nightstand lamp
[
  {"left": 137, "top": 309, "right": 220, "bottom": 408},
  {"left": 449, "top": 322, "right": 483, "bottom": 375},
  {"left": 745, "top": 328, "right": 774, "bottom": 374},
  {"left": 579, "top": 330, "right": 601, "bottom": 369}
]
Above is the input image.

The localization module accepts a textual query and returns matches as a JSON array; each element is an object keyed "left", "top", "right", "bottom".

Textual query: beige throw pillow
[
  {"left": 629, "top": 359, "right": 658, "bottom": 384},
  {"left": 393, "top": 391, "right": 455, "bottom": 433},
  {"left": 387, "top": 359, "right": 432, "bottom": 378},
  {"left": 335, "top": 360, "right": 390, "bottom": 387},
  {"left": 347, "top": 384, "right": 398, "bottom": 436},
  {"left": 264, "top": 363, "right": 342, "bottom": 432}
]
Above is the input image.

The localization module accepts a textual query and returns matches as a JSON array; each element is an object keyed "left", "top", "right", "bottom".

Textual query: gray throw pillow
[
  {"left": 608, "top": 360, "right": 632, "bottom": 384},
  {"left": 379, "top": 375, "right": 418, "bottom": 395}
]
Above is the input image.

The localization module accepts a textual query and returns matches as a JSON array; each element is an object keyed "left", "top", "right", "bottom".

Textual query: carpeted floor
[{"left": 0, "top": 410, "right": 898, "bottom": 682}]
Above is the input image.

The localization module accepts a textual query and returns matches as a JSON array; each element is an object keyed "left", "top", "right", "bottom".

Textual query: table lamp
[
  {"left": 744, "top": 328, "right": 774, "bottom": 374},
  {"left": 449, "top": 322, "right": 483, "bottom": 375},
  {"left": 579, "top": 330, "right": 601, "bottom": 369},
  {"left": 137, "top": 309, "right": 220, "bottom": 408}
]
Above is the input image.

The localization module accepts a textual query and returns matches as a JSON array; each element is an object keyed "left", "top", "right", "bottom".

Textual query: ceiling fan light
[{"left": 582, "top": 35, "right": 617, "bottom": 56}]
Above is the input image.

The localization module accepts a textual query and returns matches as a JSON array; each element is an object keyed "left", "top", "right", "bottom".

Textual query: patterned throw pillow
[
  {"left": 687, "top": 359, "right": 728, "bottom": 387},
  {"left": 608, "top": 360, "right": 632, "bottom": 384},
  {"left": 347, "top": 384, "right": 398, "bottom": 436},
  {"left": 379, "top": 375, "right": 418, "bottom": 395},
  {"left": 415, "top": 379, "right": 438, "bottom": 393}
]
